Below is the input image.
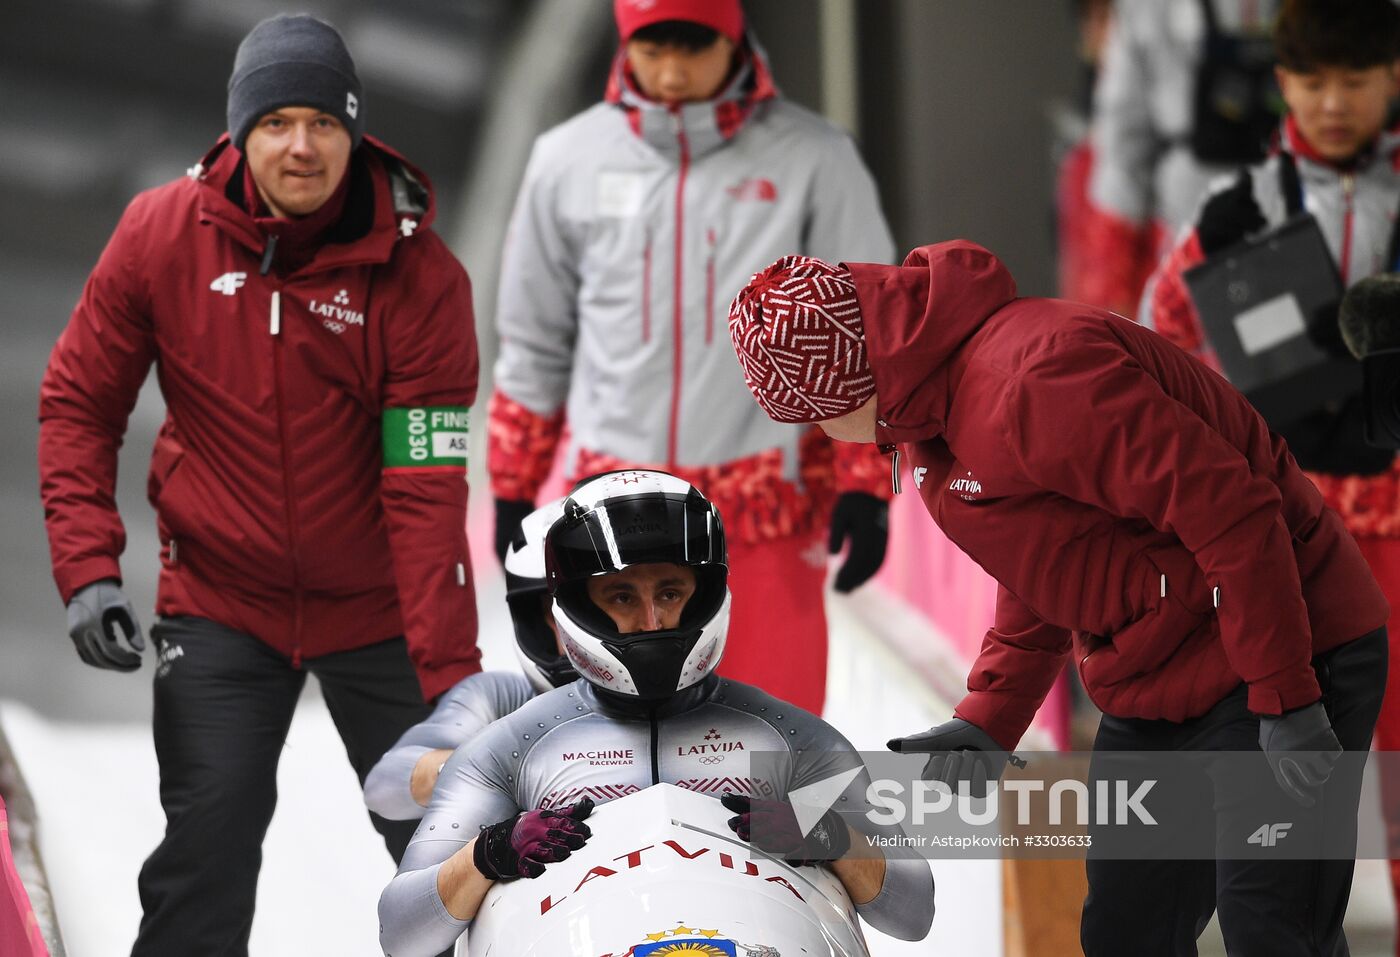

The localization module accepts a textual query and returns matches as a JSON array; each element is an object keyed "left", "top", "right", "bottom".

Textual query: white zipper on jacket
[
  {"left": 1340, "top": 173, "right": 1356, "bottom": 283},
  {"left": 666, "top": 111, "right": 691, "bottom": 468},
  {"left": 890, "top": 448, "right": 902, "bottom": 494},
  {"left": 270, "top": 291, "right": 281, "bottom": 336},
  {"left": 705, "top": 228, "right": 716, "bottom": 345}
]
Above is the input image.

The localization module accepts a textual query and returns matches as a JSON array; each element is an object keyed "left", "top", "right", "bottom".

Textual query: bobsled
[{"left": 466, "top": 783, "right": 870, "bottom": 956}]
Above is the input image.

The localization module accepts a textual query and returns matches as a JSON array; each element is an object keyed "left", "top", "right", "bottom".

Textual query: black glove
[
  {"left": 494, "top": 498, "right": 535, "bottom": 565},
  {"left": 1196, "top": 170, "right": 1266, "bottom": 256},
  {"left": 828, "top": 492, "right": 889, "bottom": 593},
  {"left": 472, "top": 798, "right": 594, "bottom": 881},
  {"left": 721, "top": 792, "right": 850, "bottom": 866},
  {"left": 888, "top": 718, "right": 1011, "bottom": 799},
  {"left": 66, "top": 579, "right": 145, "bottom": 672},
  {"left": 1258, "top": 702, "right": 1343, "bottom": 808}
]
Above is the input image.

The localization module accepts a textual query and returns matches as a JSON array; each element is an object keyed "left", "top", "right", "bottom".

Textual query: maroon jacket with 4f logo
[
  {"left": 851, "top": 241, "right": 1387, "bottom": 749},
  {"left": 38, "top": 135, "right": 481, "bottom": 700}
]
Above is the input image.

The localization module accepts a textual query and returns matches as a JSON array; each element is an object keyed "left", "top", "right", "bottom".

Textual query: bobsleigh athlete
[
  {"left": 377, "top": 471, "right": 934, "bottom": 955},
  {"left": 364, "top": 500, "right": 575, "bottom": 820}
]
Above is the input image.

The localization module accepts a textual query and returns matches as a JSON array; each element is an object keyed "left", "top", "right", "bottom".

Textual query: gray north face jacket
[{"left": 492, "top": 42, "right": 893, "bottom": 474}]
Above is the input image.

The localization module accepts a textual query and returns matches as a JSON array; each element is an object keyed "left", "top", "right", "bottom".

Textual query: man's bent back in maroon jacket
[{"left": 726, "top": 240, "right": 1389, "bottom": 956}]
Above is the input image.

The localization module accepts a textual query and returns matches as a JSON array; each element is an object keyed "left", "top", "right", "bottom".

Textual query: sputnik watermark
[
  {"left": 744, "top": 750, "right": 1389, "bottom": 861},
  {"left": 866, "top": 778, "right": 1158, "bottom": 827}
]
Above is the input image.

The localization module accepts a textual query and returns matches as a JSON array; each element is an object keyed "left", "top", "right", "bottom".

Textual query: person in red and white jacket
[
  {"left": 488, "top": 0, "right": 895, "bottom": 714},
  {"left": 37, "top": 15, "right": 480, "bottom": 956},
  {"left": 1084, "top": 0, "right": 1281, "bottom": 321},
  {"left": 1140, "top": 0, "right": 1400, "bottom": 940}
]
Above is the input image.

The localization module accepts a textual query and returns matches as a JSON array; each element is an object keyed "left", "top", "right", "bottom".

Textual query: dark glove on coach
[
  {"left": 1196, "top": 170, "right": 1267, "bottom": 256},
  {"left": 721, "top": 792, "right": 850, "bottom": 866},
  {"left": 494, "top": 498, "right": 535, "bottom": 566},
  {"left": 829, "top": 492, "right": 889, "bottom": 593},
  {"left": 473, "top": 798, "right": 594, "bottom": 881},
  {"left": 889, "top": 718, "right": 1010, "bottom": 800},
  {"left": 66, "top": 579, "right": 145, "bottom": 671},
  {"left": 1258, "top": 702, "right": 1343, "bottom": 807}
]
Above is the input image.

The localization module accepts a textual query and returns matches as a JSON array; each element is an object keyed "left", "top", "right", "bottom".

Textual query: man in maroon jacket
[
  {"left": 727, "top": 242, "right": 1389, "bottom": 954},
  {"left": 37, "top": 15, "right": 480, "bottom": 956}
]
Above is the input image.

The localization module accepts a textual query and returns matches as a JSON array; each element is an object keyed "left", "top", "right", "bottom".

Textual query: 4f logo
[
  {"left": 913, "top": 467, "right": 928, "bottom": 489},
  {"left": 346, "top": 92, "right": 359, "bottom": 119},
  {"left": 1247, "top": 822, "right": 1292, "bottom": 847},
  {"left": 210, "top": 272, "right": 247, "bottom": 296}
]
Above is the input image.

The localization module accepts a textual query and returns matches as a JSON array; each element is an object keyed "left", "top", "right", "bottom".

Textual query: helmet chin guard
[{"left": 545, "top": 470, "right": 730, "bottom": 701}]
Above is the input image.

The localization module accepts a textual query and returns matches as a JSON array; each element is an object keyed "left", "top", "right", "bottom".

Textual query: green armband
[{"left": 382, "top": 406, "right": 470, "bottom": 468}]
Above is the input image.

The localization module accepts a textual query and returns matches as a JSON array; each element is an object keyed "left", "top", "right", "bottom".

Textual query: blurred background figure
[
  {"left": 1084, "top": 0, "right": 1282, "bottom": 320},
  {"left": 1051, "top": 0, "right": 1154, "bottom": 314},
  {"left": 486, "top": 0, "right": 895, "bottom": 715}
]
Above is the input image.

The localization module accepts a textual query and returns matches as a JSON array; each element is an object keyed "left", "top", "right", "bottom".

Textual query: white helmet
[
  {"left": 504, "top": 498, "right": 577, "bottom": 694},
  {"left": 545, "top": 470, "right": 730, "bottom": 701}
]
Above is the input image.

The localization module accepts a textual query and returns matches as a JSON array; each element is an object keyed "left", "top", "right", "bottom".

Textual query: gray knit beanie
[{"left": 227, "top": 14, "right": 364, "bottom": 152}]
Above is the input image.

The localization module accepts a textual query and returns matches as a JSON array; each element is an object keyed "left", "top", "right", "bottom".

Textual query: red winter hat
[
  {"left": 614, "top": 0, "right": 745, "bottom": 45},
  {"left": 728, "top": 255, "right": 875, "bottom": 424}
]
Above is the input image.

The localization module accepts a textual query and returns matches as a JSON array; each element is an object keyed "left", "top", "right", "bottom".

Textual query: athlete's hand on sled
[
  {"left": 473, "top": 797, "right": 595, "bottom": 881},
  {"left": 888, "top": 718, "right": 1016, "bottom": 799},
  {"left": 66, "top": 579, "right": 145, "bottom": 672},
  {"left": 721, "top": 792, "right": 850, "bottom": 865}
]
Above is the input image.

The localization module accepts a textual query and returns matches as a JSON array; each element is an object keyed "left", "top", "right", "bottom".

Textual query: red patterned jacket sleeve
[
  {"left": 487, "top": 390, "right": 565, "bottom": 502},
  {"left": 832, "top": 438, "right": 894, "bottom": 501},
  {"left": 1144, "top": 230, "right": 1219, "bottom": 365},
  {"left": 1073, "top": 199, "right": 1158, "bottom": 319}
]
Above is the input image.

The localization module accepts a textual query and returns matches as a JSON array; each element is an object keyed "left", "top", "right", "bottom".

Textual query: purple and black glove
[
  {"left": 721, "top": 793, "right": 849, "bottom": 866},
  {"left": 828, "top": 492, "right": 889, "bottom": 593},
  {"left": 472, "top": 797, "right": 594, "bottom": 881}
]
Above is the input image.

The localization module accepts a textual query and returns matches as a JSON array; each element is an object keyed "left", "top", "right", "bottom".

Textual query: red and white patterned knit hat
[{"left": 728, "top": 255, "right": 875, "bottom": 424}]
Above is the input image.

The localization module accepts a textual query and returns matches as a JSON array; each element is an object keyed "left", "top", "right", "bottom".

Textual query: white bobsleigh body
[{"left": 466, "top": 783, "right": 871, "bottom": 956}]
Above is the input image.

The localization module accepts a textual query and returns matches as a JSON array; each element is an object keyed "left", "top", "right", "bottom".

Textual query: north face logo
[
  {"left": 209, "top": 272, "right": 246, "bottom": 296},
  {"left": 726, "top": 178, "right": 778, "bottom": 202}
]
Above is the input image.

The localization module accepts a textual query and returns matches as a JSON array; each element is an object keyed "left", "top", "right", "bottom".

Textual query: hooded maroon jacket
[
  {"left": 38, "top": 135, "right": 481, "bottom": 700},
  {"left": 851, "top": 241, "right": 1387, "bottom": 749}
]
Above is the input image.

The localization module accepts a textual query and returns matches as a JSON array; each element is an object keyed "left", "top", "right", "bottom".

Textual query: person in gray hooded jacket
[{"left": 487, "top": 0, "right": 896, "bottom": 716}]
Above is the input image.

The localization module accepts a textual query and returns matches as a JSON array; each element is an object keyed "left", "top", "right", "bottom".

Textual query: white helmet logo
[{"left": 346, "top": 92, "right": 359, "bottom": 119}]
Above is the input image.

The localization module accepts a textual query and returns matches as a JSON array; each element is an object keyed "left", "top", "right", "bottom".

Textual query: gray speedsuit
[
  {"left": 364, "top": 671, "right": 537, "bottom": 820},
  {"left": 378, "top": 675, "right": 935, "bottom": 955}
]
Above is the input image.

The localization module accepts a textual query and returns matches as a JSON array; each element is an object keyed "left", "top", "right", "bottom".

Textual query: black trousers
[
  {"left": 131, "top": 616, "right": 433, "bottom": 957},
  {"left": 1081, "top": 627, "right": 1388, "bottom": 957}
]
